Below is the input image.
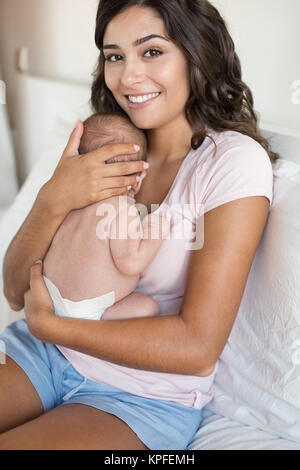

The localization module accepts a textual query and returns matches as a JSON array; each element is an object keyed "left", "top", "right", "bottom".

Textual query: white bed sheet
[{"left": 188, "top": 408, "right": 300, "bottom": 450}]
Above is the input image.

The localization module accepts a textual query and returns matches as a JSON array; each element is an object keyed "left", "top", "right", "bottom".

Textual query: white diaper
[{"left": 43, "top": 275, "right": 115, "bottom": 321}]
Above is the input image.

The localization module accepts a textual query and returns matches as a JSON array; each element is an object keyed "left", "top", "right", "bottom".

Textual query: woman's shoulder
[
  {"left": 191, "top": 128, "right": 274, "bottom": 214},
  {"left": 190, "top": 127, "right": 273, "bottom": 178},
  {"left": 214, "top": 128, "right": 269, "bottom": 155}
]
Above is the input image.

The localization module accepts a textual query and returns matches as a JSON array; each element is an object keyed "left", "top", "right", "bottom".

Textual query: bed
[{"left": 1, "top": 72, "right": 300, "bottom": 450}]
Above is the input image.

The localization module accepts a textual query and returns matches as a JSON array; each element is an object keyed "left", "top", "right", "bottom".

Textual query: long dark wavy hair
[{"left": 91, "top": 0, "right": 280, "bottom": 163}]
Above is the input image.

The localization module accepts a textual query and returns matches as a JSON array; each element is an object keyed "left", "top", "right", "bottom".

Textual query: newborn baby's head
[{"left": 79, "top": 112, "right": 147, "bottom": 165}]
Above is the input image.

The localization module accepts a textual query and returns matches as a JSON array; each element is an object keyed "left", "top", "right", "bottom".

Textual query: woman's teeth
[{"left": 128, "top": 92, "right": 160, "bottom": 103}]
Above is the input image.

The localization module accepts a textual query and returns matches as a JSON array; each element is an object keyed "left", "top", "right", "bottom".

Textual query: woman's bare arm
[{"left": 2, "top": 187, "right": 65, "bottom": 310}]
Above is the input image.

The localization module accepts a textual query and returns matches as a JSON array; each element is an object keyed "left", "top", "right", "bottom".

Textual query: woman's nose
[{"left": 120, "top": 59, "right": 145, "bottom": 87}]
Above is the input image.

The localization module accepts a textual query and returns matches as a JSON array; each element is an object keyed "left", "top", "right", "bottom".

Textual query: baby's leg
[{"left": 102, "top": 292, "right": 160, "bottom": 320}]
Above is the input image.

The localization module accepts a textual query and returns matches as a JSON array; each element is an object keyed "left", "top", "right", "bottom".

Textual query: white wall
[
  {"left": 0, "top": 0, "right": 299, "bottom": 184},
  {"left": 212, "top": 0, "right": 300, "bottom": 132},
  {"left": 0, "top": 0, "right": 99, "bottom": 84},
  {"left": 0, "top": 65, "right": 18, "bottom": 210},
  {"left": 0, "top": 0, "right": 99, "bottom": 185}
]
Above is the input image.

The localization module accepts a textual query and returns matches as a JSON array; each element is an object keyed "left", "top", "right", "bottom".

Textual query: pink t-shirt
[{"left": 57, "top": 128, "right": 274, "bottom": 409}]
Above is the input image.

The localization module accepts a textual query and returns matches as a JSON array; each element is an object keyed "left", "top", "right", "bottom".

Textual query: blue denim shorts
[{"left": 0, "top": 319, "right": 203, "bottom": 450}]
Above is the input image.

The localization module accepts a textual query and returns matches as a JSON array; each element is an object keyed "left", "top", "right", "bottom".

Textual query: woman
[{"left": 0, "top": 0, "right": 278, "bottom": 450}]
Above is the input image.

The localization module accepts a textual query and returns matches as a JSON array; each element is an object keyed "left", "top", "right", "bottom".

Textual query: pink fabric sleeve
[{"left": 196, "top": 134, "right": 274, "bottom": 216}]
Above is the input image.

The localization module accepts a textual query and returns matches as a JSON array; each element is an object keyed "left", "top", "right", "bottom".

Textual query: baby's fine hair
[{"left": 79, "top": 112, "right": 148, "bottom": 164}]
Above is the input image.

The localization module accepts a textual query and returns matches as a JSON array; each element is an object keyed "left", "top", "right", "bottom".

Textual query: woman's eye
[
  {"left": 104, "top": 48, "right": 162, "bottom": 63},
  {"left": 144, "top": 48, "right": 163, "bottom": 58},
  {"left": 105, "top": 54, "right": 121, "bottom": 63}
]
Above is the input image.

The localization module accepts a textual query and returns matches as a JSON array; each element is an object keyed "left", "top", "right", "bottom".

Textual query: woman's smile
[{"left": 125, "top": 92, "right": 162, "bottom": 109}]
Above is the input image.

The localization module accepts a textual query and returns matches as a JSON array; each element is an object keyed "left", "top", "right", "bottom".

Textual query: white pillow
[{"left": 207, "top": 157, "right": 300, "bottom": 443}]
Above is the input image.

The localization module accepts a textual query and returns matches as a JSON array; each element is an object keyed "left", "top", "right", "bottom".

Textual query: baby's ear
[
  {"left": 141, "top": 170, "right": 147, "bottom": 180},
  {"left": 130, "top": 170, "right": 147, "bottom": 196}
]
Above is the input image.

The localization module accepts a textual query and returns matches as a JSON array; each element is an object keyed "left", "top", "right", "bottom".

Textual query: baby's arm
[{"left": 110, "top": 196, "right": 170, "bottom": 276}]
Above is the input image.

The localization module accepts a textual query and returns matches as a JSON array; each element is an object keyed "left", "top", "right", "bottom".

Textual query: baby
[{"left": 42, "top": 112, "right": 170, "bottom": 321}]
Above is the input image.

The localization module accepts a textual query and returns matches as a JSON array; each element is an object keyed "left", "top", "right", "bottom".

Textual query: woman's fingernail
[
  {"left": 34, "top": 259, "right": 42, "bottom": 264},
  {"left": 144, "top": 162, "right": 150, "bottom": 169},
  {"left": 74, "top": 120, "right": 82, "bottom": 133},
  {"left": 134, "top": 145, "right": 140, "bottom": 151}
]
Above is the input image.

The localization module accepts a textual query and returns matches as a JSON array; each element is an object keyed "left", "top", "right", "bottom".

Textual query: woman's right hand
[{"left": 39, "top": 120, "right": 148, "bottom": 217}]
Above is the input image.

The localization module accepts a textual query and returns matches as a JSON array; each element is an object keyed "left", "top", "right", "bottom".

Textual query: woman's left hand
[{"left": 24, "top": 260, "right": 56, "bottom": 341}]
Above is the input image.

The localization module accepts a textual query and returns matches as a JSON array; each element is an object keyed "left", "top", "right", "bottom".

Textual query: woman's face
[{"left": 103, "top": 6, "right": 191, "bottom": 130}]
